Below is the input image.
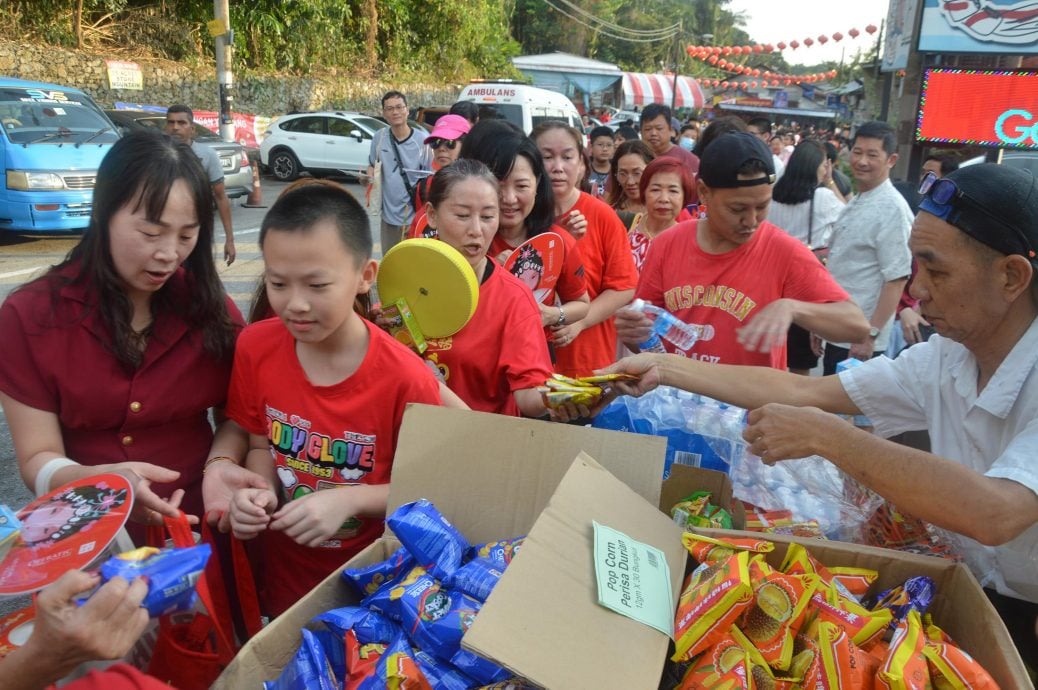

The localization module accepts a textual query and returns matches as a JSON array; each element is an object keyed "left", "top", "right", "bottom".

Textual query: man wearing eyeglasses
[
  {"left": 823, "top": 121, "right": 915, "bottom": 374},
  {"left": 366, "top": 90, "right": 429, "bottom": 255},
  {"left": 604, "top": 163, "right": 1038, "bottom": 664}
]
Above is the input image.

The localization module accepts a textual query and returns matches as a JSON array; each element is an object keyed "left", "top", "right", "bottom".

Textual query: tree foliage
[{"left": 0, "top": 0, "right": 521, "bottom": 80}]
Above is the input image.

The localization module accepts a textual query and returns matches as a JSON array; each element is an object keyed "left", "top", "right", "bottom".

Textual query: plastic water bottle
[{"left": 629, "top": 299, "right": 715, "bottom": 352}]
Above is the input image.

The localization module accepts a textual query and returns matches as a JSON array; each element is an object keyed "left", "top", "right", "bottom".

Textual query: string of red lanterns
[{"left": 685, "top": 24, "right": 879, "bottom": 91}]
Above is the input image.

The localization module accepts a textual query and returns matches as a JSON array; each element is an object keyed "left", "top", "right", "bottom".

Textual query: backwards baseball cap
[
  {"left": 919, "top": 164, "right": 1038, "bottom": 263},
  {"left": 699, "top": 132, "right": 776, "bottom": 188},
  {"left": 427, "top": 114, "right": 471, "bottom": 143}
]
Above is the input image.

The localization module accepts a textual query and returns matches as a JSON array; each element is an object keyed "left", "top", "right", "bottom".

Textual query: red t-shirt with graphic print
[
  {"left": 226, "top": 317, "right": 440, "bottom": 616},
  {"left": 421, "top": 261, "right": 552, "bottom": 416},
  {"left": 636, "top": 219, "right": 849, "bottom": 369}
]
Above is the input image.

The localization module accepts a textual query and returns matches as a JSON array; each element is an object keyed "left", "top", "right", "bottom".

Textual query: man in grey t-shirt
[
  {"left": 366, "top": 90, "right": 429, "bottom": 255},
  {"left": 165, "top": 104, "right": 235, "bottom": 265},
  {"left": 823, "top": 121, "right": 913, "bottom": 374}
]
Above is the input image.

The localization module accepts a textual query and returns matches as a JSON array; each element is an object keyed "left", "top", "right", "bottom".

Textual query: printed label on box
[{"left": 592, "top": 521, "right": 673, "bottom": 637}]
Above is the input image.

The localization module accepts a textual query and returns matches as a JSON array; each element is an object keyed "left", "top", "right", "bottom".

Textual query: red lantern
[
  {"left": 753, "top": 45, "right": 763, "bottom": 53},
  {"left": 784, "top": 78, "right": 792, "bottom": 85},
  {"left": 752, "top": 68, "right": 761, "bottom": 77},
  {"left": 848, "top": 27, "right": 860, "bottom": 38},
  {"left": 721, "top": 81, "right": 729, "bottom": 88},
  {"left": 830, "top": 69, "right": 838, "bottom": 78},
  {"left": 818, "top": 35, "right": 828, "bottom": 44},
  {"left": 790, "top": 40, "right": 799, "bottom": 49},
  {"left": 740, "top": 82, "right": 748, "bottom": 90},
  {"left": 712, "top": 46, "right": 722, "bottom": 54},
  {"left": 777, "top": 41, "right": 787, "bottom": 50},
  {"left": 866, "top": 24, "right": 878, "bottom": 34},
  {"left": 833, "top": 32, "right": 843, "bottom": 42},
  {"left": 709, "top": 55, "right": 718, "bottom": 64},
  {"left": 761, "top": 80, "right": 769, "bottom": 88},
  {"left": 804, "top": 37, "right": 814, "bottom": 47},
  {"left": 722, "top": 46, "right": 732, "bottom": 55},
  {"left": 732, "top": 46, "right": 743, "bottom": 55}
]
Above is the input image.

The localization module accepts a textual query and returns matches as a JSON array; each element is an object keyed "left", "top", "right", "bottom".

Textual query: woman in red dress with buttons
[{"left": 0, "top": 130, "right": 245, "bottom": 535}]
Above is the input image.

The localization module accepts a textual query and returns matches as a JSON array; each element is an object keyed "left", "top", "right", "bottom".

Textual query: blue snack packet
[
  {"left": 361, "top": 565, "right": 428, "bottom": 623},
  {"left": 342, "top": 546, "right": 415, "bottom": 597},
  {"left": 386, "top": 499, "right": 470, "bottom": 581},
  {"left": 391, "top": 571, "right": 483, "bottom": 664},
  {"left": 466, "top": 537, "right": 524, "bottom": 566},
  {"left": 872, "top": 575, "right": 937, "bottom": 627},
  {"left": 264, "top": 628, "right": 339, "bottom": 690},
  {"left": 96, "top": 545, "right": 211, "bottom": 617},
  {"left": 450, "top": 648, "right": 512, "bottom": 685},
  {"left": 311, "top": 628, "right": 347, "bottom": 683},
  {"left": 444, "top": 557, "right": 504, "bottom": 602},
  {"left": 413, "top": 648, "right": 476, "bottom": 690},
  {"left": 313, "top": 606, "right": 399, "bottom": 644}
]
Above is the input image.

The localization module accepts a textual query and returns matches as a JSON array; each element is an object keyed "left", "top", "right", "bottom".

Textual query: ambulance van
[
  {"left": 0, "top": 77, "right": 118, "bottom": 234},
  {"left": 457, "top": 81, "right": 582, "bottom": 135}
]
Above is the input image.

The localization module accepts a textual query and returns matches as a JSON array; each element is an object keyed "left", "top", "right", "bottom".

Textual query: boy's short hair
[
  {"left": 259, "top": 179, "right": 372, "bottom": 266},
  {"left": 589, "top": 126, "right": 614, "bottom": 144}
]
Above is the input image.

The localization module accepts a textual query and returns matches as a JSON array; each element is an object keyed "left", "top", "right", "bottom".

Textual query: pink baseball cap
[{"left": 428, "top": 114, "right": 471, "bottom": 142}]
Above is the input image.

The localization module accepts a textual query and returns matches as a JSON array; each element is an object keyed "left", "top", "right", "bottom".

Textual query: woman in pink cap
[{"left": 408, "top": 114, "right": 471, "bottom": 237}]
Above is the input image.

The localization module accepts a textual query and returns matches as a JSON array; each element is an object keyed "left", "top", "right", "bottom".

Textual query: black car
[{"left": 104, "top": 109, "right": 253, "bottom": 199}]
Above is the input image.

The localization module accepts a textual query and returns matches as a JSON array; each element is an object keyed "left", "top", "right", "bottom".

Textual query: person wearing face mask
[{"left": 678, "top": 123, "right": 698, "bottom": 152}]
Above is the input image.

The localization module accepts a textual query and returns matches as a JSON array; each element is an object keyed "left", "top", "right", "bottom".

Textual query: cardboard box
[{"left": 215, "top": 405, "right": 1031, "bottom": 689}]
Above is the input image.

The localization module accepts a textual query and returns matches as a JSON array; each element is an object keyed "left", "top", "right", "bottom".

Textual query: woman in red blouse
[{"left": 0, "top": 130, "right": 244, "bottom": 533}]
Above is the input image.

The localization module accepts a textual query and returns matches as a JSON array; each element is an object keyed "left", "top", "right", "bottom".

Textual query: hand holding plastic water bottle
[{"left": 627, "top": 299, "right": 714, "bottom": 353}]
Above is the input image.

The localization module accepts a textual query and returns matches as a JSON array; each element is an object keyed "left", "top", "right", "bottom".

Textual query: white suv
[{"left": 260, "top": 111, "right": 388, "bottom": 181}]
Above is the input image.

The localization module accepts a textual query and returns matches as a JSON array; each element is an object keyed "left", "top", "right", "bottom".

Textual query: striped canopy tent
[{"left": 622, "top": 72, "right": 705, "bottom": 109}]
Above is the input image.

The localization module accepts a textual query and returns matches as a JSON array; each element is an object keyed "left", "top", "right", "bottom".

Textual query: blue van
[{"left": 0, "top": 77, "right": 118, "bottom": 233}]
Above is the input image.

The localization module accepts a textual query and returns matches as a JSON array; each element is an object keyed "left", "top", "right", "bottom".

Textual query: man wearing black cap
[
  {"left": 604, "top": 163, "right": 1038, "bottom": 664},
  {"left": 615, "top": 132, "right": 869, "bottom": 369}
]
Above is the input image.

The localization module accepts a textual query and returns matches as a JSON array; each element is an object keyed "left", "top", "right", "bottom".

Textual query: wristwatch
[
  {"left": 868, "top": 326, "right": 881, "bottom": 339},
  {"left": 556, "top": 306, "right": 566, "bottom": 326}
]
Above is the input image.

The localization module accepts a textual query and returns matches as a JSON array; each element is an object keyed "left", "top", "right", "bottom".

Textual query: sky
[{"left": 725, "top": 0, "right": 892, "bottom": 66}]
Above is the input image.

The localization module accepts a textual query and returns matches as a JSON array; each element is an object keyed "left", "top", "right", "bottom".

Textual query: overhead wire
[
  {"left": 550, "top": 0, "right": 680, "bottom": 37},
  {"left": 541, "top": 0, "right": 681, "bottom": 43}
]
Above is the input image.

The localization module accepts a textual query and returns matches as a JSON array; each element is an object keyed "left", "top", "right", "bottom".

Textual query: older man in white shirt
[{"left": 604, "top": 163, "right": 1038, "bottom": 665}]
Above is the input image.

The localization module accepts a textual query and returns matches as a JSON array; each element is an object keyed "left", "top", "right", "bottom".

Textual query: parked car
[
  {"left": 259, "top": 111, "right": 390, "bottom": 181},
  {"left": 105, "top": 109, "right": 252, "bottom": 198},
  {"left": 1, "top": 77, "right": 119, "bottom": 234}
]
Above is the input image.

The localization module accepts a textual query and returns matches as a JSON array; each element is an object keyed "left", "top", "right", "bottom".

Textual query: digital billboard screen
[{"left": 916, "top": 68, "right": 1038, "bottom": 149}]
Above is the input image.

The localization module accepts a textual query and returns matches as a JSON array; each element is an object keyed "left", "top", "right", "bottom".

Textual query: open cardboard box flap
[
  {"left": 384, "top": 405, "right": 669, "bottom": 542},
  {"left": 463, "top": 452, "right": 687, "bottom": 689}
]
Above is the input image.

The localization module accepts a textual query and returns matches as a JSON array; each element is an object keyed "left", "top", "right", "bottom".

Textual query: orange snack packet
[
  {"left": 809, "top": 620, "right": 880, "bottom": 690},
  {"left": 780, "top": 543, "right": 878, "bottom": 601},
  {"left": 729, "top": 625, "right": 800, "bottom": 690},
  {"left": 672, "top": 551, "right": 755, "bottom": 662},
  {"left": 876, "top": 610, "right": 932, "bottom": 690},
  {"left": 682, "top": 533, "right": 776, "bottom": 565},
  {"left": 737, "top": 555, "right": 819, "bottom": 672},
  {"left": 807, "top": 581, "right": 893, "bottom": 648},
  {"left": 920, "top": 620, "right": 998, "bottom": 690},
  {"left": 677, "top": 630, "right": 753, "bottom": 690}
]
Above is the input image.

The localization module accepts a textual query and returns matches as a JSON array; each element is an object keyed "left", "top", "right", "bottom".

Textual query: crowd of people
[{"left": 0, "top": 88, "right": 1036, "bottom": 687}]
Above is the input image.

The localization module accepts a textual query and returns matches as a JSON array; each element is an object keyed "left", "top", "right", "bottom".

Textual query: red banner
[
  {"left": 192, "top": 110, "right": 271, "bottom": 150},
  {"left": 917, "top": 69, "right": 1038, "bottom": 149}
]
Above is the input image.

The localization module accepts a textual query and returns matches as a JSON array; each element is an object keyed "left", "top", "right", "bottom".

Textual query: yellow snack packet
[
  {"left": 682, "top": 532, "right": 776, "bottom": 565},
  {"left": 677, "top": 630, "right": 753, "bottom": 689},
  {"left": 921, "top": 620, "right": 998, "bottom": 690},
  {"left": 672, "top": 551, "right": 755, "bottom": 662},
  {"left": 811, "top": 620, "right": 880, "bottom": 690},
  {"left": 737, "top": 555, "right": 819, "bottom": 672},
  {"left": 807, "top": 581, "right": 893, "bottom": 648},
  {"left": 876, "top": 610, "right": 932, "bottom": 690}
]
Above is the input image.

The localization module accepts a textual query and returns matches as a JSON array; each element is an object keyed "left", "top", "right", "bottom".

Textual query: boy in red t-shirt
[{"left": 226, "top": 181, "right": 441, "bottom": 616}]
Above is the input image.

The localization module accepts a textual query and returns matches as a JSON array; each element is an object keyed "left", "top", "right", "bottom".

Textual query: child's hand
[
  {"left": 229, "top": 488, "right": 276, "bottom": 540},
  {"left": 269, "top": 488, "right": 360, "bottom": 548}
]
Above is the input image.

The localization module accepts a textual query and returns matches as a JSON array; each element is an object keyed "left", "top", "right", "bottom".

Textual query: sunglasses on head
[
  {"left": 428, "top": 138, "right": 461, "bottom": 150},
  {"left": 918, "top": 171, "right": 1036, "bottom": 261}
]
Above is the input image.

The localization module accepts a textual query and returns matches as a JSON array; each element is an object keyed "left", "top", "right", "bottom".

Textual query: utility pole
[
  {"left": 671, "top": 21, "right": 683, "bottom": 112},
  {"left": 214, "top": 0, "right": 234, "bottom": 142}
]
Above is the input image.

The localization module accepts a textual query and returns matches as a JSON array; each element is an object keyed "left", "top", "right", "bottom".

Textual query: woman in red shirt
[
  {"left": 532, "top": 121, "right": 638, "bottom": 378},
  {"left": 460, "top": 120, "right": 590, "bottom": 344},
  {"left": 417, "top": 160, "right": 554, "bottom": 416},
  {"left": 0, "top": 130, "right": 243, "bottom": 533}
]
